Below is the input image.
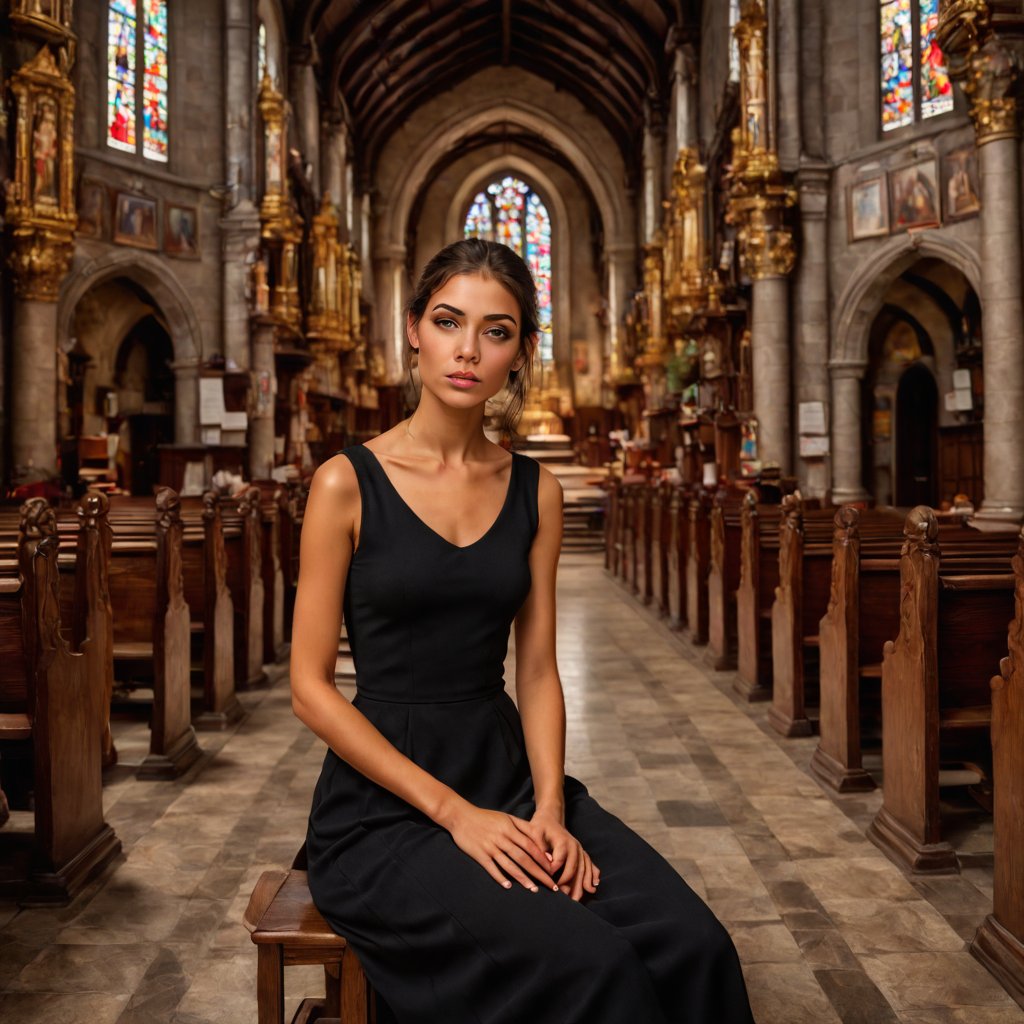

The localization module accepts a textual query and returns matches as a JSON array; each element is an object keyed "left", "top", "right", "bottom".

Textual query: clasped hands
[{"left": 448, "top": 804, "right": 600, "bottom": 901}]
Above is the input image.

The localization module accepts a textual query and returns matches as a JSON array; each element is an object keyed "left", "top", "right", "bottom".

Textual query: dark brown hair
[{"left": 405, "top": 238, "right": 539, "bottom": 439}]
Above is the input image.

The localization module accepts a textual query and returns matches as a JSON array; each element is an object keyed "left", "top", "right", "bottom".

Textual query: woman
[{"left": 293, "top": 239, "right": 756, "bottom": 1023}]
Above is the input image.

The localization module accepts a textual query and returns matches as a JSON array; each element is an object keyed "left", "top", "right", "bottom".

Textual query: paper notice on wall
[
  {"left": 798, "top": 401, "right": 827, "bottom": 436},
  {"left": 199, "top": 378, "right": 226, "bottom": 425},
  {"left": 954, "top": 389, "right": 973, "bottom": 411},
  {"left": 222, "top": 411, "right": 248, "bottom": 431},
  {"left": 799, "top": 435, "right": 830, "bottom": 458},
  {"left": 952, "top": 369, "right": 971, "bottom": 391},
  {"left": 201, "top": 426, "right": 221, "bottom": 445}
]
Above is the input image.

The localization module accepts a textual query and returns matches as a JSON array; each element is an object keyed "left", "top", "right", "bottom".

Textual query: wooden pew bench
[
  {"left": 971, "top": 527, "right": 1024, "bottom": 1008},
  {"left": 686, "top": 488, "right": 713, "bottom": 645},
  {"left": 107, "top": 488, "right": 201, "bottom": 780},
  {"left": 735, "top": 494, "right": 782, "bottom": 703},
  {"left": 0, "top": 497, "right": 121, "bottom": 903},
  {"left": 812, "top": 507, "right": 1018, "bottom": 792},
  {"left": 707, "top": 485, "right": 751, "bottom": 671},
  {"left": 665, "top": 482, "right": 692, "bottom": 632},
  {"left": 867, "top": 507, "right": 1015, "bottom": 875}
]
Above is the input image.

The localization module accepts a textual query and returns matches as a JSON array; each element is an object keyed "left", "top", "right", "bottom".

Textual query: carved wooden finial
[
  {"left": 155, "top": 486, "right": 182, "bottom": 530},
  {"left": 834, "top": 504, "right": 859, "bottom": 533},
  {"left": 780, "top": 490, "right": 804, "bottom": 529},
  {"left": 78, "top": 489, "right": 109, "bottom": 526},
  {"left": 19, "top": 496, "right": 57, "bottom": 540},
  {"left": 202, "top": 490, "right": 218, "bottom": 521},
  {"left": 903, "top": 505, "right": 939, "bottom": 553}
]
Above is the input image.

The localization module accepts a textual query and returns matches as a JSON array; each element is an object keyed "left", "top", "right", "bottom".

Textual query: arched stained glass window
[
  {"left": 463, "top": 176, "right": 553, "bottom": 364},
  {"left": 728, "top": 0, "right": 741, "bottom": 83},
  {"left": 107, "top": 0, "right": 168, "bottom": 161},
  {"left": 880, "top": 0, "right": 953, "bottom": 132},
  {"left": 258, "top": 21, "right": 268, "bottom": 82}
]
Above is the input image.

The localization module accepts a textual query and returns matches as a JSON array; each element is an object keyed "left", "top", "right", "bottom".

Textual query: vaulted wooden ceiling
[{"left": 289, "top": 1, "right": 695, "bottom": 172}]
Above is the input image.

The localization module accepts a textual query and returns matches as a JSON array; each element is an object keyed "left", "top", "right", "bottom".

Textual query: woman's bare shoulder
[
  {"left": 535, "top": 462, "right": 564, "bottom": 506},
  {"left": 308, "top": 452, "right": 360, "bottom": 514}
]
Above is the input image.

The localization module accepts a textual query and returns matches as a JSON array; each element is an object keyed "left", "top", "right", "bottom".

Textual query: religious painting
[
  {"left": 31, "top": 95, "right": 60, "bottom": 208},
  {"left": 164, "top": 203, "right": 200, "bottom": 257},
  {"left": 889, "top": 158, "right": 940, "bottom": 230},
  {"left": 847, "top": 175, "right": 889, "bottom": 241},
  {"left": 113, "top": 190, "right": 158, "bottom": 249},
  {"left": 77, "top": 179, "right": 110, "bottom": 239},
  {"left": 942, "top": 145, "right": 981, "bottom": 222}
]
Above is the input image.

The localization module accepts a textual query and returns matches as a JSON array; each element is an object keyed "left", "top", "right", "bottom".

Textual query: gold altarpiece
[{"left": 6, "top": 45, "right": 77, "bottom": 301}]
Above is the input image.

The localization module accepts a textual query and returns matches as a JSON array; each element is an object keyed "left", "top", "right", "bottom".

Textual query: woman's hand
[
  {"left": 447, "top": 804, "right": 560, "bottom": 893},
  {"left": 522, "top": 807, "right": 601, "bottom": 902}
]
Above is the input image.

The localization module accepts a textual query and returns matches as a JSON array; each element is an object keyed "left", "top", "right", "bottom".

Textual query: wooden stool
[{"left": 244, "top": 868, "right": 373, "bottom": 1024}]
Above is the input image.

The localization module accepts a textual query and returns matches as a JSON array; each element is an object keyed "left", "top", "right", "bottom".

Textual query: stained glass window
[
  {"left": 106, "top": 0, "right": 168, "bottom": 161},
  {"left": 463, "top": 176, "right": 554, "bottom": 364},
  {"left": 143, "top": 0, "right": 169, "bottom": 161},
  {"left": 880, "top": 0, "right": 952, "bottom": 131},
  {"left": 729, "top": 0, "right": 741, "bottom": 83},
  {"left": 258, "top": 22, "right": 268, "bottom": 82},
  {"left": 107, "top": 0, "right": 137, "bottom": 153},
  {"left": 919, "top": 0, "right": 953, "bottom": 120}
]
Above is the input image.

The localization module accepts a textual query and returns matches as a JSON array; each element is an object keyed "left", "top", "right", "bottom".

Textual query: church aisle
[{"left": 0, "top": 553, "right": 1021, "bottom": 1024}]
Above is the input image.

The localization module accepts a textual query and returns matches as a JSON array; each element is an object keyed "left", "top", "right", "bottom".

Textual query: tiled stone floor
[{"left": 2, "top": 553, "right": 1022, "bottom": 1023}]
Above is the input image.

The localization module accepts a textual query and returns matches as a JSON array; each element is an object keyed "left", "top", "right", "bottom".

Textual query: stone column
[
  {"left": 249, "top": 320, "right": 277, "bottom": 479},
  {"left": 751, "top": 275, "right": 791, "bottom": 472},
  {"left": 641, "top": 116, "right": 664, "bottom": 245},
  {"left": 775, "top": 0, "right": 802, "bottom": 171},
  {"left": 170, "top": 358, "right": 200, "bottom": 446},
  {"left": 289, "top": 49, "right": 320, "bottom": 196},
  {"left": 794, "top": 163, "right": 830, "bottom": 498},
  {"left": 373, "top": 241, "right": 408, "bottom": 386},
  {"left": 936, "top": 7, "right": 1024, "bottom": 520},
  {"left": 322, "top": 116, "right": 348, "bottom": 215},
  {"left": 830, "top": 362, "right": 869, "bottom": 504},
  {"left": 222, "top": 0, "right": 260, "bottom": 374},
  {"left": 605, "top": 242, "right": 635, "bottom": 383},
  {"left": 11, "top": 300, "right": 59, "bottom": 480}
]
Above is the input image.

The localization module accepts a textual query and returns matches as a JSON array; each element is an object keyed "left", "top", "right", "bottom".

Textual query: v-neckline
[{"left": 362, "top": 446, "right": 517, "bottom": 551}]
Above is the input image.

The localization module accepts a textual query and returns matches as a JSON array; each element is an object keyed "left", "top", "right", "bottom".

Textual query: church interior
[{"left": 4, "top": 0, "right": 1024, "bottom": 1021}]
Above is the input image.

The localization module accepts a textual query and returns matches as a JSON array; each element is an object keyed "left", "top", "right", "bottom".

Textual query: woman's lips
[{"left": 446, "top": 375, "right": 480, "bottom": 388}]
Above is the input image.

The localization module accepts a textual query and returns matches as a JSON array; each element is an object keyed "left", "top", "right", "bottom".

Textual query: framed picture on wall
[
  {"left": 165, "top": 203, "right": 200, "bottom": 258},
  {"left": 889, "top": 158, "right": 941, "bottom": 230},
  {"left": 113, "top": 191, "right": 159, "bottom": 249},
  {"left": 942, "top": 145, "right": 981, "bottom": 222},
  {"left": 77, "top": 178, "right": 109, "bottom": 240},
  {"left": 847, "top": 175, "right": 889, "bottom": 241}
]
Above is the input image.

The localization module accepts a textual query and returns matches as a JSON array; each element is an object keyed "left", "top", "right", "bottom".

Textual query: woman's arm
[
  {"left": 290, "top": 455, "right": 554, "bottom": 892},
  {"left": 513, "top": 466, "right": 600, "bottom": 900}
]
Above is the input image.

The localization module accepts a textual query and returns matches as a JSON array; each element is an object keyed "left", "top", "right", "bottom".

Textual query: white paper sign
[
  {"left": 799, "top": 435, "right": 830, "bottom": 458},
  {"left": 798, "top": 401, "right": 827, "bottom": 436},
  {"left": 199, "top": 378, "right": 226, "bottom": 426},
  {"left": 952, "top": 369, "right": 971, "bottom": 391}
]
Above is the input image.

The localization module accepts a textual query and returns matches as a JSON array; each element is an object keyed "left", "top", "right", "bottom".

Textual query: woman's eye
[
  {"left": 434, "top": 317, "right": 457, "bottom": 329},
  {"left": 486, "top": 327, "right": 510, "bottom": 339}
]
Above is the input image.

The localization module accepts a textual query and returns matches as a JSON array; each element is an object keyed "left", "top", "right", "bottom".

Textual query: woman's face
[{"left": 408, "top": 272, "right": 529, "bottom": 410}]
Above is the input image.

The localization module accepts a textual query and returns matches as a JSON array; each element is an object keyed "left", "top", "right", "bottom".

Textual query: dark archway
[
  {"left": 114, "top": 315, "right": 175, "bottom": 495},
  {"left": 895, "top": 363, "right": 939, "bottom": 508}
]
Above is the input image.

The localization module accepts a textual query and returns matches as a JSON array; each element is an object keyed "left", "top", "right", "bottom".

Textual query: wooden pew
[
  {"left": 666, "top": 483, "right": 691, "bottom": 631},
  {"left": 768, "top": 499, "right": 906, "bottom": 737},
  {"left": 812, "top": 507, "right": 1019, "bottom": 793},
  {"left": 735, "top": 493, "right": 781, "bottom": 703},
  {"left": 707, "top": 486, "right": 747, "bottom": 670},
  {"left": 867, "top": 506, "right": 1014, "bottom": 875},
  {"left": 254, "top": 481, "right": 287, "bottom": 665},
  {"left": 634, "top": 481, "right": 654, "bottom": 605},
  {"left": 180, "top": 493, "right": 242, "bottom": 730},
  {"left": 686, "top": 489, "right": 712, "bottom": 645},
  {"left": 972, "top": 527, "right": 1024, "bottom": 1008},
  {"left": 221, "top": 487, "right": 267, "bottom": 688},
  {"left": 0, "top": 497, "right": 121, "bottom": 903},
  {"left": 650, "top": 480, "right": 674, "bottom": 618},
  {"left": 108, "top": 488, "right": 202, "bottom": 779},
  {"left": 278, "top": 482, "right": 305, "bottom": 640}
]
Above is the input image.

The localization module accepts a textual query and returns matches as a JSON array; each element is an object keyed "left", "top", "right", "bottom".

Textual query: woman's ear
[
  {"left": 406, "top": 313, "right": 420, "bottom": 351},
  {"left": 511, "top": 334, "right": 536, "bottom": 373}
]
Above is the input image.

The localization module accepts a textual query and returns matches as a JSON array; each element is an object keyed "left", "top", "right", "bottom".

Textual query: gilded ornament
[
  {"left": 6, "top": 46, "right": 76, "bottom": 301},
  {"left": 936, "top": 0, "right": 1018, "bottom": 143}
]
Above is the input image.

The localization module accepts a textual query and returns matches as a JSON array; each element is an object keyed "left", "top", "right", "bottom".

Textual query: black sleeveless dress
[{"left": 306, "top": 444, "right": 756, "bottom": 1024}]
